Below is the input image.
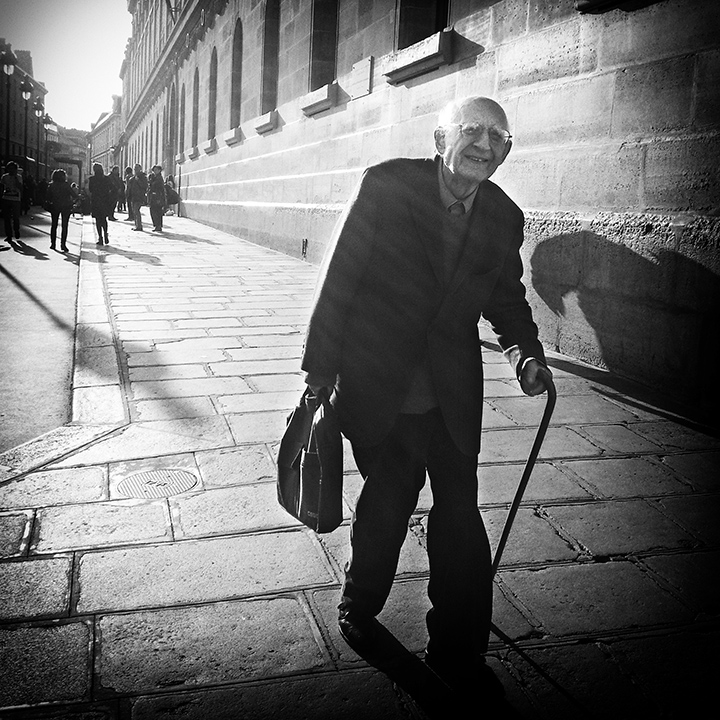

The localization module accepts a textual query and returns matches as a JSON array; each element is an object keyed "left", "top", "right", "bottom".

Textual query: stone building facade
[
  {"left": 118, "top": 0, "right": 720, "bottom": 417},
  {"left": 89, "top": 96, "right": 124, "bottom": 176},
  {"left": 0, "top": 39, "right": 49, "bottom": 176}
]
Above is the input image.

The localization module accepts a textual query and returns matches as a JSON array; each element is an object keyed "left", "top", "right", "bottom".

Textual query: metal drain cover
[{"left": 117, "top": 469, "right": 198, "bottom": 498}]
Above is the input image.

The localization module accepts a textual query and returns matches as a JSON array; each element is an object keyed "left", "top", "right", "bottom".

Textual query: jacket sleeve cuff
[{"left": 304, "top": 372, "right": 337, "bottom": 389}]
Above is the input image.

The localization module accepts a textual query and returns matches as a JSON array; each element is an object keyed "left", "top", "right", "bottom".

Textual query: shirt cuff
[{"left": 503, "top": 345, "right": 549, "bottom": 381}]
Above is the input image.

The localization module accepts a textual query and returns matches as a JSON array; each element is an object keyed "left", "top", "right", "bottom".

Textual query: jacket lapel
[{"left": 408, "top": 158, "right": 445, "bottom": 286}]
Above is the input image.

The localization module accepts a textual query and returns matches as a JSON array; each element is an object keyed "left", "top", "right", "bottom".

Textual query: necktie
[{"left": 449, "top": 201, "right": 466, "bottom": 215}]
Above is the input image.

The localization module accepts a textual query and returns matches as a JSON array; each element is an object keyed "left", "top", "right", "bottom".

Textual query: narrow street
[{"left": 0, "top": 210, "right": 82, "bottom": 452}]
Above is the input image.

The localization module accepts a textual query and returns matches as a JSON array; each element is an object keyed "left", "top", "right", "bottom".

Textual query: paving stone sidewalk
[{"left": 0, "top": 210, "right": 718, "bottom": 719}]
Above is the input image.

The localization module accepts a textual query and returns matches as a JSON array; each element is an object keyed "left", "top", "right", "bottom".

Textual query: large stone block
[
  {"left": 596, "top": 0, "right": 720, "bottom": 71},
  {"left": 0, "top": 622, "right": 92, "bottom": 708},
  {"left": 0, "top": 557, "right": 71, "bottom": 620},
  {"left": 559, "top": 456, "right": 691, "bottom": 498},
  {"left": 528, "top": 0, "right": 577, "bottom": 32},
  {"left": 0, "top": 466, "right": 107, "bottom": 511},
  {"left": 500, "top": 562, "right": 691, "bottom": 637},
  {"left": 557, "top": 144, "right": 643, "bottom": 210},
  {"left": 497, "top": 150, "right": 561, "bottom": 210},
  {"left": 131, "top": 670, "right": 407, "bottom": 720},
  {"left": 546, "top": 499, "right": 697, "bottom": 557},
  {"left": 644, "top": 136, "right": 720, "bottom": 213},
  {"left": 32, "top": 500, "right": 172, "bottom": 554},
  {"left": 696, "top": 48, "right": 720, "bottom": 127},
  {"left": 514, "top": 73, "right": 614, "bottom": 147},
  {"left": 0, "top": 511, "right": 31, "bottom": 558},
  {"left": 96, "top": 597, "right": 326, "bottom": 696},
  {"left": 497, "top": 19, "right": 583, "bottom": 91},
  {"left": 76, "top": 530, "right": 336, "bottom": 613},
  {"left": 611, "top": 56, "right": 694, "bottom": 137},
  {"left": 491, "top": 0, "right": 530, "bottom": 46}
]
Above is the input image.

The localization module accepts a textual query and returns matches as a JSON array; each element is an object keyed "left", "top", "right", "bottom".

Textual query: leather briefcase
[{"left": 276, "top": 387, "right": 343, "bottom": 533}]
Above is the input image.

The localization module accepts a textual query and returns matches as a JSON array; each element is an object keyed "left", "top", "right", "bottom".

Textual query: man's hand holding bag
[{"left": 276, "top": 387, "right": 343, "bottom": 533}]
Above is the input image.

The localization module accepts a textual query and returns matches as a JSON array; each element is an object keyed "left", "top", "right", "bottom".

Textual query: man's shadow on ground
[{"left": 530, "top": 231, "right": 720, "bottom": 429}]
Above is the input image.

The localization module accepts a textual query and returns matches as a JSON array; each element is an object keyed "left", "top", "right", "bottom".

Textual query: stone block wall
[{"left": 125, "top": 0, "right": 719, "bottom": 415}]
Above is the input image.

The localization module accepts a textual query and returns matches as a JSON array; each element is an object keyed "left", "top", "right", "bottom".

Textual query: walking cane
[
  {"left": 488, "top": 376, "right": 594, "bottom": 716},
  {"left": 491, "top": 373, "right": 556, "bottom": 575}
]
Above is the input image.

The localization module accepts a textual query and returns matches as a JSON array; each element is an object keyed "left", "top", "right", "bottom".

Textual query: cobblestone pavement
[{"left": 1, "top": 210, "right": 718, "bottom": 719}]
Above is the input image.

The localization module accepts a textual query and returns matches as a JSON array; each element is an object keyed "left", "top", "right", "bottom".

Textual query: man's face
[
  {"left": 134, "top": 164, "right": 142, "bottom": 176},
  {"left": 435, "top": 99, "right": 512, "bottom": 186}
]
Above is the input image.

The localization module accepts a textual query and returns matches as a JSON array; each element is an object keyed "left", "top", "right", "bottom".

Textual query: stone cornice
[{"left": 124, "top": 0, "right": 229, "bottom": 133}]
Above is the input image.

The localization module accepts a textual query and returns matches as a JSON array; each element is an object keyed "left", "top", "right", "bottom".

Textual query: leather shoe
[{"left": 338, "top": 609, "right": 379, "bottom": 652}]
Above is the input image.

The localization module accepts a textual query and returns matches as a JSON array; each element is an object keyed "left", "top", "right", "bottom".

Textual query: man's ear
[
  {"left": 499, "top": 139, "right": 512, "bottom": 165},
  {"left": 433, "top": 127, "right": 446, "bottom": 154}
]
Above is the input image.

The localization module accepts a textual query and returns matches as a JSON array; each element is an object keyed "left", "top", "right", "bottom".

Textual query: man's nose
[{"left": 470, "top": 128, "right": 493, "bottom": 149}]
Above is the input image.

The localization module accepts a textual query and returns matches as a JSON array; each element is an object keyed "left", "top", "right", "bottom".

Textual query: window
[
  {"left": 169, "top": 84, "right": 177, "bottom": 156},
  {"left": 208, "top": 47, "right": 218, "bottom": 139},
  {"left": 230, "top": 19, "right": 243, "bottom": 128},
  {"left": 310, "top": 0, "right": 338, "bottom": 92},
  {"left": 191, "top": 67, "right": 199, "bottom": 147},
  {"left": 397, "top": 0, "right": 449, "bottom": 50},
  {"left": 262, "top": 0, "right": 280, "bottom": 114},
  {"left": 179, "top": 84, "right": 185, "bottom": 152}
]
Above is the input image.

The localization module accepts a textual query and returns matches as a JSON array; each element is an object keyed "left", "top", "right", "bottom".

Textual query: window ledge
[
  {"left": 175, "top": 152, "right": 186, "bottom": 165},
  {"left": 223, "top": 127, "right": 243, "bottom": 146},
  {"left": 187, "top": 146, "right": 200, "bottom": 160},
  {"left": 300, "top": 82, "right": 337, "bottom": 116},
  {"left": 384, "top": 29, "right": 453, "bottom": 85},
  {"left": 255, "top": 109, "right": 278, "bottom": 135},
  {"left": 202, "top": 137, "right": 218, "bottom": 154}
]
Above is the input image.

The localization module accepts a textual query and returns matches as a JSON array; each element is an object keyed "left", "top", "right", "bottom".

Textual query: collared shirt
[
  {"left": 400, "top": 165, "right": 482, "bottom": 414},
  {"left": 437, "top": 162, "right": 479, "bottom": 215}
]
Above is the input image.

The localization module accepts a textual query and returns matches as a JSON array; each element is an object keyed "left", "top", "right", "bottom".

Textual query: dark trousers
[
  {"left": 94, "top": 215, "right": 108, "bottom": 240},
  {"left": 50, "top": 209, "right": 71, "bottom": 246},
  {"left": 131, "top": 201, "right": 144, "bottom": 229},
  {"left": 342, "top": 408, "right": 492, "bottom": 662},
  {"left": 150, "top": 202, "right": 163, "bottom": 230},
  {"left": 2, "top": 199, "right": 21, "bottom": 239}
]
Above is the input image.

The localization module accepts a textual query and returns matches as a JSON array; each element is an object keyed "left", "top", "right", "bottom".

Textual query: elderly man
[{"left": 302, "top": 97, "right": 551, "bottom": 704}]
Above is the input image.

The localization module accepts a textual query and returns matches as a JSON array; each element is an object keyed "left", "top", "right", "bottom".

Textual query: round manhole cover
[{"left": 117, "top": 469, "right": 198, "bottom": 498}]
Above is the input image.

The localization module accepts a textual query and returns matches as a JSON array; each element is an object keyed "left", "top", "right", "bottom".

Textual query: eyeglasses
[{"left": 449, "top": 123, "right": 512, "bottom": 146}]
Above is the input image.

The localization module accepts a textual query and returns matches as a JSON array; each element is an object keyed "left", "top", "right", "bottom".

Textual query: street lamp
[
  {"left": 1, "top": 48, "right": 17, "bottom": 162},
  {"left": 43, "top": 113, "right": 53, "bottom": 176},
  {"left": 33, "top": 97, "right": 43, "bottom": 180},
  {"left": 20, "top": 79, "right": 32, "bottom": 172}
]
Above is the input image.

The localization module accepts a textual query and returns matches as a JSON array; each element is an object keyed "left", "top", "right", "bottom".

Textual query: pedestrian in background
[
  {"left": 45, "top": 169, "right": 78, "bottom": 252},
  {"left": 70, "top": 183, "right": 82, "bottom": 218},
  {"left": 165, "top": 174, "right": 180, "bottom": 216},
  {"left": 1, "top": 161, "right": 23, "bottom": 242},
  {"left": 302, "top": 96, "right": 551, "bottom": 712},
  {"left": 108, "top": 165, "right": 124, "bottom": 221},
  {"left": 21, "top": 173, "right": 35, "bottom": 215},
  {"left": 123, "top": 166, "right": 134, "bottom": 221},
  {"left": 88, "top": 163, "right": 113, "bottom": 245},
  {"left": 147, "top": 164, "right": 167, "bottom": 232},
  {"left": 35, "top": 177, "right": 48, "bottom": 209},
  {"left": 126, "top": 163, "right": 148, "bottom": 231}
]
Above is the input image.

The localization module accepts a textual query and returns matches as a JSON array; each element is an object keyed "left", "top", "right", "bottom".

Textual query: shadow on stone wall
[{"left": 529, "top": 231, "right": 720, "bottom": 425}]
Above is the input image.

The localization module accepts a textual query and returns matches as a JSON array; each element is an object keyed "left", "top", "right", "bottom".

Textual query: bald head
[{"left": 437, "top": 96, "right": 510, "bottom": 132}]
